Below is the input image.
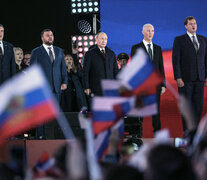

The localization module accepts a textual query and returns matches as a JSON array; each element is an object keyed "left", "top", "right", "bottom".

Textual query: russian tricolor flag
[
  {"left": 92, "top": 97, "right": 135, "bottom": 135},
  {"left": 94, "top": 119, "right": 124, "bottom": 160},
  {"left": 0, "top": 65, "right": 58, "bottom": 144},
  {"left": 117, "top": 48, "right": 163, "bottom": 96}
]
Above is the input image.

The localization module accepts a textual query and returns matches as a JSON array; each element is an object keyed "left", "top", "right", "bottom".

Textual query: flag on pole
[{"left": 0, "top": 65, "right": 59, "bottom": 144}]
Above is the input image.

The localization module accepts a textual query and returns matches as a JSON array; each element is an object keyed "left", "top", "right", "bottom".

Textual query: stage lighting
[
  {"left": 71, "top": 0, "right": 100, "bottom": 14},
  {"left": 77, "top": 19, "right": 92, "bottom": 34},
  {"left": 71, "top": 35, "right": 96, "bottom": 63}
]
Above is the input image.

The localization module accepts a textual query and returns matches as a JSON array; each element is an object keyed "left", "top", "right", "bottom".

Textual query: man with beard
[
  {"left": 30, "top": 29, "right": 68, "bottom": 102},
  {"left": 30, "top": 29, "right": 68, "bottom": 139}
]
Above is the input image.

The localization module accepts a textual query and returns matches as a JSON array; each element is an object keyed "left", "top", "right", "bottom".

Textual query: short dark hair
[
  {"left": 40, "top": 29, "right": 52, "bottom": 37},
  {"left": 184, "top": 16, "right": 196, "bottom": 25},
  {"left": 0, "top": 24, "right": 4, "bottom": 29}
]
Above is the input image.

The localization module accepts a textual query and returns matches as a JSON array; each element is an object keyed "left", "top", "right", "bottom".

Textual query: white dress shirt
[
  {"left": 143, "top": 39, "right": 153, "bottom": 59},
  {"left": 0, "top": 41, "right": 4, "bottom": 55},
  {"left": 43, "top": 44, "right": 55, "bottom": 60},
  {"left": 187, "top": 31, "right": 199, "bottom": 49}
]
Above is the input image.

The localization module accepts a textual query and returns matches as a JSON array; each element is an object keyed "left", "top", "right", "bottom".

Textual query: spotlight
[
  {"left": 77, "top": 20, "right": 92, "bottom": 34},
  {"left": 71, "top": 34, "right": 96, "bottom": 64},
  {"left": 71, "top": 0, "right": 100, "bottom": 14}
]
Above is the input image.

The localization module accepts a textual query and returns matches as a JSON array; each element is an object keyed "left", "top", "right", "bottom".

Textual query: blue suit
[
  {"left": 30, "top": 45, "right": 68, "bottom": 96},
  {"left": 0, "top": 41, "right": 16, "bottom": 85},
  {"left": 30, "top": 45, "right": 68, "bottom": 139},
  {"left": 172, "top": 33, "right": 207, "bottom": 130}
]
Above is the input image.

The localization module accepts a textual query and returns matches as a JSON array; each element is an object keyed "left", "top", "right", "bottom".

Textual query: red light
[
  {"left": 84, "top": 41, "right": 88, "bottom": 46},
  {"left": 83, "top": 36, "right": 88, "bottom": 40},
  {"left": 78, "top": 42, "right": 83, "bottom": 46},
  {"left": 89, "top": 35, "right": 94, "bottom": 40},
  {"left": 79, "top": 53, "right": 83, "bottom": 58},
  {"left": 84, "top": 47, "right": 89, "bottom": 52},
  {"left": 78, "top": 47, "right": 83, "bottom": 52},
  {"left": 78, "top": 36, "right": 82, "bottom": 40},
  {"left": 89, "top": 41, "right": 94, "bottom": 46},
  {"left": 79, "top": 59, "right": 82, "bottom": 63},
  {"left": 72, "top": 36, "right": 77, "bottom": 41}
]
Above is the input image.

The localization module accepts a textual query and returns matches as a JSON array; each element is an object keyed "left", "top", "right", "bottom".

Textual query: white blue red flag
[
  {"left": 0, "top": 65, "right": 59, "bottom": 144},
  {"left": 117, "top": 48, "right": 163, "bottom": 96},
  {"left": 92, "top": 96, "right": 135, "bottom": 135},
  {"left": 94, "top": 118, "right": 124, "bottom": 160}
]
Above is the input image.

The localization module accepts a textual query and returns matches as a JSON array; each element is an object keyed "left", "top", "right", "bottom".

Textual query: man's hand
[
  {"left": 161, "top": 87, "right": 166, "bottom": 95},
  {"left": 176, "top": 78, "right": 184, "bottom": 87},
  {"left": 84, "top": 89, "right": 91, "bottom": 95},
  {"left": 61, "top": 84, "right": 67, "bottom": 90},
  {"left": 205, "top": 78, "right": 207, "bottom": 87}
]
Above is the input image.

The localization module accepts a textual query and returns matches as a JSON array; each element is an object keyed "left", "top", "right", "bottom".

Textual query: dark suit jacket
[
  {"left": 131, "top": 41, "right": 165, "bottom": 88},
  {"left": 0, "top": 41, "right": 16, "bottom": 85},
  {"left": 30, "top": 45, "right": 68, "bottom": 93},
  {"left": 83, "top": 45, "right": 119, "bottom": 95},
  {"left": 172, "top": 33, "right": 207, "bottom": 82}
]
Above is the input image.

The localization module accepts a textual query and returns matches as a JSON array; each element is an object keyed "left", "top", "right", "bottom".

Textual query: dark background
[{"left": 1, "top": 0, "right": 99, "bottom": 54}]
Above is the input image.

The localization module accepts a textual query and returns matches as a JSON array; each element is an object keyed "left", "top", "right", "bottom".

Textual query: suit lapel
[
  {"left": 197, "top": 35, "right": 202, "bottom": 53},
  {"left": 53, "top": 46, "right": 58, "bottom": 65},
  {"left": 140, "top": 42, "right": 148, "bottom": 54},
  {"left": 3, "top": 41, "right": 8, "bottom": 56},
  {"left": 184, "top": 34, "right": 197, "bottom": 53},
  {"left": 41, "top": 45, "right": 53, "bottom": 64}
]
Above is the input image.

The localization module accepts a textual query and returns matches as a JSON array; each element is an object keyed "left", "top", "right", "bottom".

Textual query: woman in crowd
[
  {"left": 13, "top": 47, "right": 24, "bottom": 72},
  {"left": 61, "top": 54, "right": 87, "bottom": 112}
]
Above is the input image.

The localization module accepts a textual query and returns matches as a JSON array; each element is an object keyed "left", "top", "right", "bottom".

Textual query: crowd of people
[{"left": 0, "top": 15, "right": 207, "bottom": 179}]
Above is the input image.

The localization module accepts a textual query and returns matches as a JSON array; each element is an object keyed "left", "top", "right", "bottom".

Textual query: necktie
[
  {"left": 147, "top": 44, "right": 153, "bottom": 60},
  {"left": 192, "top": 35, "right": 199, "bottom": 52},
  {"left": 48, "top": 47, "right": 54, "bottom": 63},
  {"left": 0, "top": 43, "right": 3, "bottom": 60},
  {"left": 101, "top": 49, "right": 105, "bottom": 58}
]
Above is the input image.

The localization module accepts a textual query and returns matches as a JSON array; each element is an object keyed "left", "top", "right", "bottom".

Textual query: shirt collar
[
  {"left": 43, "top": 43, "right": 53, "bottom": 50},
  {"left": 98, "top": 46, "right": 105, "bottom": 52},
  {"left": 143, "top": 39, "right": 153, "bottom": 47},
  {"left": 187, "top": 31, "right": 197, "bottom": 39}
]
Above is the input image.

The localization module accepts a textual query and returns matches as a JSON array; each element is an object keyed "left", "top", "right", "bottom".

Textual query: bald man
[
  {"left": 131, "top": 24, "right": 166, "bottom": 136},
  {"left": 83, "top": 32, "right": 118, "bottom": 97}
]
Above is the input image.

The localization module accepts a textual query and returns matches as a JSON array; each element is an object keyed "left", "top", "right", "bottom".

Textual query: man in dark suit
[
  {"left": 30, "top": 29, "right": 68, "bottom": 102},
  {"left": 30, "top": 29, "right": 68, "bottom": 139},
  {"left": 0, "top": 24, "right": 16, "bottom": 85},
  {"left": 172, "top": 16, "right": 207, "bottom": 132},
  {"left": 131, "top": 24, "right": 166, "bottom": 136},
  {"left": 83, "top": 32, "right": 118, "bottom": 97}
]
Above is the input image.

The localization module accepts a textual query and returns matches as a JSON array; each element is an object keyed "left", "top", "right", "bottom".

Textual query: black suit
[
  {"left": 172, "top": 33, "right": 207, "bottom": 130},
  {"left": 0, "top": 41, "right": 16, "bottom": 85},
  {"left": 131, "top": 41, "right": 165, "bottom": 134},
  {"left": 83, "top": 45, "right": 118, "bottom": 96}
]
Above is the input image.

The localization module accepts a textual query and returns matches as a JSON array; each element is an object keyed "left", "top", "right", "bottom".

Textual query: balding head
[
  {"left": 142, "top": 23, "right": 154, "bottom": 43},
  {"left": 96, "top": 32, "right": 108, "bottom": 48}
]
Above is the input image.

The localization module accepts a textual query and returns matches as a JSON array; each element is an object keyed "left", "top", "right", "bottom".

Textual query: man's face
[
  {"left": 185, "top": 19, "right": 197, "bottom": 34},
  {"left": 96, "top": 33, "right": 108, "bottom": 48},
  {"left": 142, "top": 25, "right": 154, "bottom": 43},
  {"left": 41, "top": 31, "right": 54, "bottom": 45},
  {"left": 0, "top": 26, "right": 4, "bottom": 41}
]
